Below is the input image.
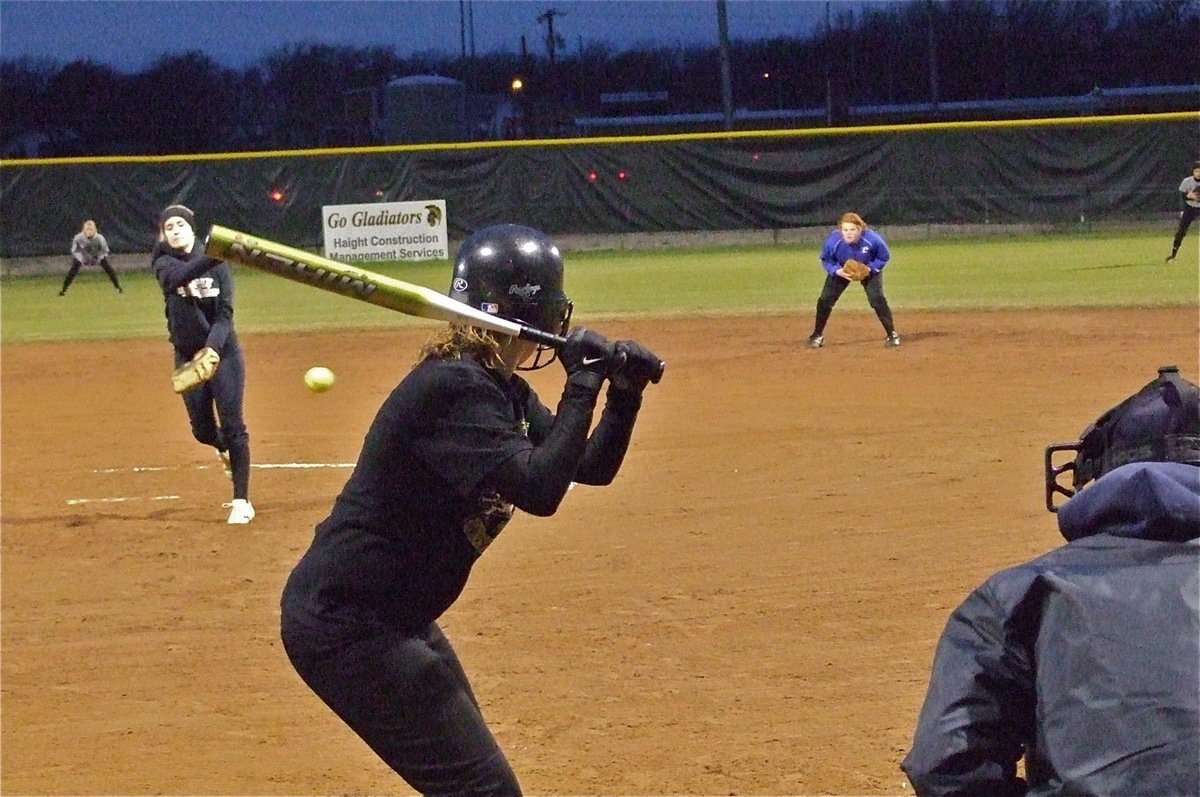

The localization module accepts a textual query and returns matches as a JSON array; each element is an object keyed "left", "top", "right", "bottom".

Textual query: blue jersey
[{"left": 819, "top": 228, "right": 890, "bottom": 276}]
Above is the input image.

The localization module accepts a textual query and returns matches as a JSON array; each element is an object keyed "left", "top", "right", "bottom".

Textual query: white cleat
[{"left": 226, "top": 499, "right": 255, "bottom": 525}]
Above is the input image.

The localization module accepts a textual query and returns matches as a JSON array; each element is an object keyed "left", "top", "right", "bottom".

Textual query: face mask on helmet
[
  {"left": 448, "top": 224, "right": 573, "bottom": 370},
  {"left": 1045, "top": 365, "right": 1200, "bottom": 511}
]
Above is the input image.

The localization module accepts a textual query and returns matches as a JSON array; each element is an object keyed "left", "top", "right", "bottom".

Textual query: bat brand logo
[
  {"left": 508, "top": 283, "right": 541, "bottom": 300},
  {"left": 452, "top": 277, "right": 468, "bottom": 292},
  {"left": 225, "top": 241, "right": 378, "bottom": 300}
]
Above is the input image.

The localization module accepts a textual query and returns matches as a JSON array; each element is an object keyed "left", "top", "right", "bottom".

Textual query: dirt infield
[{"left": 2, "top": 306, "right": 1196, "bottom": 796}]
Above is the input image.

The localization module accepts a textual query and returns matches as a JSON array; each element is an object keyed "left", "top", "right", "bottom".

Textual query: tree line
[{"left": 2, "top": 0, "right": 1195, "bottom": 157}]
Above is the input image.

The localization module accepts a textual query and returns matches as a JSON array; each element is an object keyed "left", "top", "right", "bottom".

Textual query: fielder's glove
[
  {"left": 842, "top": 259, "right": 871, "bottom": 281},
  {"left": 171, "top": 347, "right": 220, "bottom": 394}
]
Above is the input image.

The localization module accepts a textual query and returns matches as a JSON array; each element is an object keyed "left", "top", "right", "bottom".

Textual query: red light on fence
[
  {"left": 374, "top": 189, "right": 384, "bottom": 198},
  {"left": 616, "top": 170, "right": 628, "bottom": 182},
  {"left": 752, "top": 153, "right": 760, "bottom": 162},
  {"left": 587, "top": 170, "right": 598, "bottom": 183},
  {"left": 270, "top": 189, "right": 285, "bottom": 202}
]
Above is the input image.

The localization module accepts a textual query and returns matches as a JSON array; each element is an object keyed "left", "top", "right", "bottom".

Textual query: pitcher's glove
[
  {"left": 842, "top": 259, "right": 871, "bottom": 281},
  {"left": 171, "top": 347, "right": 220, "bottom": 394}
]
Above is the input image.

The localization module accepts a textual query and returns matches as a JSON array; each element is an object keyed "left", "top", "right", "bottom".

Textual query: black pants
[
  {"left": 280, "top": 615, "right": 521, "bottom": 796},
  {"left": 61, "top": 257, "right": 122, "bottom": 292},
  {"left": 811, "top": 271, "right": 896, "bottom": 337},
  {"left": 1171, "top": 205, "right": 1200, "bottom": 256},
  {"left": 178, "top": 347, "right": 250, "bottom": 500}
]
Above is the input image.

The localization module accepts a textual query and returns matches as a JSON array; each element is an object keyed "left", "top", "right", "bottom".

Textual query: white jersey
[
  {"left": 1179, "top": 175, "right": 1200, "bottom": 208},
  {"left": 71, "top": 231, "right": 110, "bottom": 262}
]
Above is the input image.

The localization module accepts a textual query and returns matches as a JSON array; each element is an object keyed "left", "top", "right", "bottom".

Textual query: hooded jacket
[{"left": 901, "top": 461, "right": 1200, "bottom": 797}]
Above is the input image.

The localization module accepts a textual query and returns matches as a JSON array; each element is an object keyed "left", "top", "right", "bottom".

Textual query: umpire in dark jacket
[{"left": 902, "top": 365, "right": 1200, "bottom": 797}]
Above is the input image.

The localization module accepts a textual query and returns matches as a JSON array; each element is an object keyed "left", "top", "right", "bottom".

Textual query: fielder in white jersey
[{"left": 1166, "top": 160, "right": 1200, "bottom": 262}]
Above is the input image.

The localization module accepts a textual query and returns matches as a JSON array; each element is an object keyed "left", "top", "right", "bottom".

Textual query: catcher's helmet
[
  {"left": 449, "top": 224, "right": 572, "bottom": 369},
  {"left": 1045, "top": 365, "right": 1200, "bottom": 511}
]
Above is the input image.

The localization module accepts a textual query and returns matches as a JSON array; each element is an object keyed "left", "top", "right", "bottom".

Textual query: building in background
[{"left": 379, "top": 75, "right": 468, "bottom": 144}]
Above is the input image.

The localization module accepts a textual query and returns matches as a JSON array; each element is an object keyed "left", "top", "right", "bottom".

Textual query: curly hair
[{"left": 418, "top": 324, "right": 506, "bottom": 371}]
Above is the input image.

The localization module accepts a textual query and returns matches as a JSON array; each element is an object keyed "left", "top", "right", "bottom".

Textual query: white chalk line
[
  {"left": 92, "top": 462, "right": 355, "bottom": 474},
  {"left": 72, "top": 462, "right": 353, "bottom": 505},
  {"left": 67, "top": 495, "right": 182, "bottom": 506}
]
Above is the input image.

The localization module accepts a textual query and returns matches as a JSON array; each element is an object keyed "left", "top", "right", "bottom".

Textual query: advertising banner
[{"left": 322, "top": 200, "right": 448, "bottom": 263}]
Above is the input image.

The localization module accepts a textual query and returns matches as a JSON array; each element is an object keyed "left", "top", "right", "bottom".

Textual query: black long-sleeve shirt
[
  {"left": 152, "top": 243, "right": 238, "bottom": 360},
  {"left": 282, "top": 356, "right": 642, "bottom": 634}
]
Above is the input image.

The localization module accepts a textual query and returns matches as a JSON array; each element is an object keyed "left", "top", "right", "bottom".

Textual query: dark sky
[{"left": 0, "top": 0, "right": 882, "bottom": 72}]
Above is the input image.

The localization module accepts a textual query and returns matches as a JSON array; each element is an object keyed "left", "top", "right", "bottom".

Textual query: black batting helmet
[
  {"left": 1045, "top": 365, "right": 1200, "bottom": 511},
  {"left": 449, "top": 224, "right": 572, "bottom": 369}
]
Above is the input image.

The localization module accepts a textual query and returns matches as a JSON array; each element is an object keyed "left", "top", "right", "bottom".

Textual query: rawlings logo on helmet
[{"left": 508, "top": 283, "right": 542, "bottom": 300}]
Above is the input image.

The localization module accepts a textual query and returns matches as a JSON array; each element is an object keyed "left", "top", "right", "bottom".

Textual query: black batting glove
[
  {"left": 559, "top": 327, "right": 613, "bottom": 389},
  {"left": 609, "top": 339, "right": 662, "bottom": 394}
]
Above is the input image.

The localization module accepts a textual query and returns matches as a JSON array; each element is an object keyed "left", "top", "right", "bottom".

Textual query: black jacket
[
  {"left": 152, "top": 243, "right": 238, "bottom": 361},
  {"left": 902, "top": 462, "right": 1200, "bottom": 797},
  {"left": 282, "top": 357, "right": 641, "bottom": 636}
]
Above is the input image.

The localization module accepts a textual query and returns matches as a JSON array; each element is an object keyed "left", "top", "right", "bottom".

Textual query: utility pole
[
  {"left": 824, "top": 0, "right": 832, "bottom": 126},
  {"left": 536, "top": 8, "right": 564, "bottom": 133},
  {"left": 536, "top": 8, "right": 562, "bottom": 67},
  {"left": 927, "top": 0, "right": 939, "bottom": 107},
  {"left": 468, "top": 0, "right": 476, "bottom": 61},
  {"left": 717, "top": 0, "right": 733, "bottom": 131}
]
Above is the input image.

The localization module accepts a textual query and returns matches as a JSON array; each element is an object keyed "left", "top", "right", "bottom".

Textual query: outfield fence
[{"left": 1, "top": 112, "right": 1194, "bottom": 261}]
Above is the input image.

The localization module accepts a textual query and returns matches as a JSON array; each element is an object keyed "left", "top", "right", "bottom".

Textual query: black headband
[{"left": 158, "top": 204, "right": 195, "bottom": 229}]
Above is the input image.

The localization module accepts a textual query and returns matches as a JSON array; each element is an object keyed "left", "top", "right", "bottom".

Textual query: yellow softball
[{"left": 304, "top": 366, "right": 336, "bottom": 393}]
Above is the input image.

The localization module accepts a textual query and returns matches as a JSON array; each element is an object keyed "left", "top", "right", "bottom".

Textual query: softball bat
[{"left": 204, "top": 225, "right": 663, "bottom": 382}]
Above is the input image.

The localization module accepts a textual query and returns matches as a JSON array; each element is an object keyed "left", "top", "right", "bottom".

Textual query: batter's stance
[
  {"left": 280, "top": 224, "right": 661, "bottom": 795},
  {"left": 152, "top": 204, "right": 254, "bottom": 525},
  {"left": 806, "top": 211, "right": 900, "bottom": 348}
]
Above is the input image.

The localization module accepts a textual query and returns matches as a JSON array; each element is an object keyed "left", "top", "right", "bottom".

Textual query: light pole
[
  {"left": 763, "top": 70, "right": 781, "bottom": 110},
  {"left": 717, "top": 0, "right": 733, "bottom": 130}
]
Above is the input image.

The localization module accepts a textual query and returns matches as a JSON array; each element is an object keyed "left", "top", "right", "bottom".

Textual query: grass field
[{"left": 2, "top": 228, "right": 1195, "bottom": 344}]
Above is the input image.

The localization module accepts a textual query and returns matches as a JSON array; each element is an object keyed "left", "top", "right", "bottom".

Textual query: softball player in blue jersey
[
  {"left": 280, "top": 224, "right": 661, "bottom": 795},
  {"left": 152, "top": 204, "right": 254, "bottom": 525},
  {"left": 807, "top": 211, "right": 901, "bottom": 348}
]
